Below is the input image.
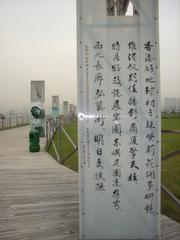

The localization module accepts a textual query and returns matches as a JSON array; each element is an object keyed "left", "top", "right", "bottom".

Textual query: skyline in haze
[{"left": 0, "top": 0, "right": 180, "bottom": 114}]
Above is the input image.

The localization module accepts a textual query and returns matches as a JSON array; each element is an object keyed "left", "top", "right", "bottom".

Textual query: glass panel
[{"left": 77, "top": 0, "right": 160, "bottom": 239}]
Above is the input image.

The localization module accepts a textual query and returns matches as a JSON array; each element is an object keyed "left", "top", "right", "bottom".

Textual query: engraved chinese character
[
  {"left": 94, "top": 41, "right": 103, "bottom": 49},
  {"left": 94, "top": 60, "right": 103, "bottom": 70},
  {"left": 113, "top": 159, "right": 121, "bottom": 167},
  {"left": 111, "top": 89, "right": 122, "bottom": 98},
  {"left": 127, "top": 63, "right": 139, "bottom": 71},
  {"left": 113, "top": 169, "right": 121, "bottom": 178},
  {"left": 113, "top": 112, "right": 121, "bottom": 121},
  {"left": 113, "top": 199, "right": 121, "bottom": 209},
  {"left": 148, "top": 108, "right": 153, "bottom": 117},
  {"left": 147, "top": 180, "right": 154, "bottom": 191},
  {"left": 111, "top": 149, "right": 121, "bottom": 157},
  {"left": 94, "top": 51, "right": 104, "bottom": 59},
  {"left": 146, "top": 145, "right": 155, "bottom": 156},
  {"left": 94, "top": 134, "right": 104, "bottom": 145},
  {"left": 95, "top": 89, "right": 105, "bottom": 98},
  {"left": 96, "top": 100, "right": 105, "bottom": 111},
  {"left": 144, "top": 41, "right": 154, "bottom": 51},
  {"left": 128, "top": 108, "right": 138, "bottom": 120},
  {"left": 96, "top": 158, "right": 104, "bottom": 169},
  {"left": 113, "top": 75, "right": 122, "bottom": 86},
  {"left": 146, "top": 132, "right": 155, "bottom": 141},
  {"left": 113, "top": 178, "right": 121, "bottom": 187},
  {"left": 111, "top": 100, "right": 121, "bottom": 111},
  {"left": 146, "top": 120, "right": 155, "bottom": 129},
  {"left": 95, "top": 171, "right": 105, "bottom": 181},
  {"left": 145, "top": 64, "right": 154, "bottom": 73},
  {"left": 146, "top": 158, "right": 155, "bottom": 168},
  {"left": 128, "top": 52, "right": 137, "bottom": 61},
  {"left": 129, "top": 73, "right": 137, "bottom": 83},
  {"left": 97, "top": 148, "right": 102, "bottom": 156},
  {"left": 112, "top": 64, "right": 121, "bottom": 72},
  {"left": 113, "top": 138, "right": 121, "bottom": 147},
  {"left": 145, "top": 76, "right": 155, "bottom": 83},
  {"left": 95, "top": 182, "right": 106, "bottom": 192},
  {"left": 129, "top": 147, "right": 138, "bottom": 159},
  {"left": 112, "top": 41, "right": 120, "bottom": 51},
  {"left": 94, "top": 73, "right": 103, "bottom": 87},
  {"left": 146, "top": 99, "right": 155, "bottom": 107},
  {"left": 128, "top": 96, "right": 138, "bottom": 106},
  {"left": 144, "top": 192, "right": 155, "bottom": 200},
  {"left": 128, "top": 84, "right": 138, "bottom": 94},
  {"left": 128, "top": 173, "right": 138, "bottom": 183},
  {"left": 145, "top": 53, "right": 155, "bottom": 62},
  {"left": 144, "top": 203, "right": 155, "bottom": 214},
  {"left": 128, "top": 41, "right": 137, "bottom": 51},
  {"left": 145, "top": 86, "right": 155, "bottom": 96},
  {"left": 130, "top": 123, "right": 138, "bottom": 134},
  {"left": 112, "top": 123, "right": 122, "bottom": 135},
  {"left": 113, "top": 52, "right": 120, "bottom": 61},
  {"left": 94, "top": 115, "right": 105, "bottom": 127},
  {"left": 130, "top": 160, "right": 139, "bottom": 170},
  {"left": 146, "top": 170, "right": 155, "bottom": 179},
  {"left": 129, "top": 136, "right": 138, "bottom": 145},
  {"left": 112, "top": 189, "right": 120, "bottom": 198}
]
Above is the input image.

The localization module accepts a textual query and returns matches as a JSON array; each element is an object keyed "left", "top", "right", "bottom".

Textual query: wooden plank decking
[
  {"left": 0, "top": 126, "right": 79, "bottom": 240},
  {"left": 0, "top": 126, "right": 179, "bottom": 240}
]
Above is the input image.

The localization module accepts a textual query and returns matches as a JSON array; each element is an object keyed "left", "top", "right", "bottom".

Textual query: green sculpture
[
  {"left": 29, "top": 130, "right": 40, "bottom": 152},
  {"left": 31, "top": 106, "right": 45, "bottom": 119}
]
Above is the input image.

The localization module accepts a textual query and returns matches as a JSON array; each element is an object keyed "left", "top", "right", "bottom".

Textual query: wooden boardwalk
[{"left": 0, "top": 126, "right": 179, "bottom": 240}]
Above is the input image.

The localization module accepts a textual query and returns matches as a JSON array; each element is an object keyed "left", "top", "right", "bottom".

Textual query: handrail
[
  {"left": 61, "top": 126, "right": 77, "bottom": 150},
  {"left": 161, "top": 184, "right": 180, "bottom": 208},
  {"left": 46, "top": 115, "right": 77, "bottom": 164},
  {"left": 46, "top": 115, "right": 180, "bottom": 210},
  {"left": 0, "top": 116, "right": 30, "bottom": 130}
]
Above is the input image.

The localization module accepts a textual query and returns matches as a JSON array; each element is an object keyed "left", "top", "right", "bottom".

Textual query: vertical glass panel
[
  {"left": 77, "top": 0, "right": 160, "bottom": 239},
  {"left": 30, "top": 80, "right": 45, "bottom": 136},
  {"left": 63, "top": 101, "right": 69, "bottom": 116},
  {"left": 52, "top": 96, "right": 59, "bottom": 117}
]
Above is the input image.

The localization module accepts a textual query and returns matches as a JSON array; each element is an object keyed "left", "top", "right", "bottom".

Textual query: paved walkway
[{"left": 0, "top": 126, "right": 179, "bottom": 240}]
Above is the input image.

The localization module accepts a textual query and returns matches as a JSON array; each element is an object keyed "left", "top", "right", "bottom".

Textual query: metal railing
[
  {"left": 46, "top": 115, "right": 78, "bottom": 164},
  {"left": 0, "top": 116, "right": 30, "bottom": 130},
  {"left": 161, "top": 184, "right": 180, "bottom": 208},
  {"left": 46, "top": 115, "right": 180, "bottom": 209}
]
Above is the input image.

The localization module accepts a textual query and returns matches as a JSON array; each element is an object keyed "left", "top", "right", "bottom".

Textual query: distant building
[
  {"left": 63, "top": 101, "right": 69, "bottom": 115},
  {"left": 73, "top": 105, "right": 76, "bottom": 114},
  {"left": 69, "top": 104, "right": 74, "bottom": 114},
  {"left": 165, "top": 98, "right": 180, "bottom": 113},
  {"left": 52, "top": 96, "right": 59, "bottom": 117}
]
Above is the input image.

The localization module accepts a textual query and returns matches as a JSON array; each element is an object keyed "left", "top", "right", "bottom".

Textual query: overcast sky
[{"left": 0, "top": 0, "right": 180, "bottom": 114}]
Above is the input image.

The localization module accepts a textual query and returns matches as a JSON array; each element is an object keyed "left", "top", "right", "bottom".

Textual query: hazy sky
[
  {"left": 0, "top": 0, "right": 180, "bottom": 113},
  {"left": 0, "top": 0, "right": 77, "bottom": 113},
  {"left": 159, "top": 0, "right": 180, "bottom": 105}
]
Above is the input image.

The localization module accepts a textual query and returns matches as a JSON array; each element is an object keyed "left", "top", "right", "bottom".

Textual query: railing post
[
  {"left": 9, "top": 117, "right": 11, "bottom": 128},
  {"left": 46, "top": 121, "right": 48, "bottom": 150},
  {"left": 57, "top": 117, "right": 61, "bottom": 163}
]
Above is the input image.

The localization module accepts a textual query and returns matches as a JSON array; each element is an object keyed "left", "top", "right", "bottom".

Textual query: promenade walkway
[
  {"left": 0, "top": 126, "right": 78, "bottom": 240},
  {"left": 0, "top": 126, "right": 179, "bottom": 240}
]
